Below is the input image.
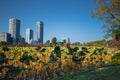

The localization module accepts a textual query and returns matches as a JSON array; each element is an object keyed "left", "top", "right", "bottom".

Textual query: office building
[
  {"left": 36, "top": 21, "right": 44, "bottom": 43},
  {"left": 9, "top": 18, "right": 20, "bottom": 43},
  {"left": 0, "top": 32, "right": 12, "bottom": 43},
  {"left": 26, "top": 28, "right": 33, "bottom": 44}
]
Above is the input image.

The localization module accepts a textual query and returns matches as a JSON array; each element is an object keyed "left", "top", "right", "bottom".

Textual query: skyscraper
[
  {"left": 9, "top": 18, "right": 20, "bottom": 43},
  {"left": 36, "top": 21, "right": 44, "bottom": 43},
  {"left": 26, "top": 28, "right": 33, "bottom": 44}
]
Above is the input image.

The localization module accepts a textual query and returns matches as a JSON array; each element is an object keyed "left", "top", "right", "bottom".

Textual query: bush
[
  {"left": 53, "top": 46, "right": 61, "bottom": 58},
  {"left": 0, "top": 53, "right": 7, "bottom": 64},
  {"left": 72, "top": 53, "right": 85, "bottom": 64},
  {"left": 2, "top": 46, "right": 9, "bottom": 52},
  {"left": 35, "top": 46, "right": 41, "bottom": 51},
  {"left": 112, "top": 51, "right": 120, "bottom": 65}
]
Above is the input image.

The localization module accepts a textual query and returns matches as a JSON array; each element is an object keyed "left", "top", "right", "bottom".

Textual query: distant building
[
  {"left": 45, "top": 40, "right": 50, "bottom": 44},
  {"left": 72, "top": 42, "right": 80, "bottom": 45},
  {"left": 26, "top": 28, "right": 33, "bottom": 44},
  {"left": 66, "top": 38, "right": 70, "bottom": 43},
  {"left": 36, "top": 21, "right": 44, "bottom": 44},
  {"left": 63, "top": 38, "right": 70, "bottom": 43},
  {"left": 20, "top": 36, "right": 25, "bottom": 44},
  {"left": 9, "top": 18, "right": 20, "bottom": 43},
  {"left": 56, "top": 39, "right": 65, "bottom": 45},
  {"left": 0, "top": 32, "right": 12, "bottom": 43}
]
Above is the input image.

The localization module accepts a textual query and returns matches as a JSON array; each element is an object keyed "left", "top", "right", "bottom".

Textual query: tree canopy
[
  {"left": 0, "top": 41, "right": 7, "bottom": 46},
  {"left": 51, "top": 37, "right": 57, "bottom": 46},
  {"left": 92, "top": 0, "right": 120, "bottom": 40}
]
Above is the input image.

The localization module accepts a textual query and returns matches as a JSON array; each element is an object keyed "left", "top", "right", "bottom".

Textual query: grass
[{"left": 53, "top": 65, "right": 120, "bottom": 80}]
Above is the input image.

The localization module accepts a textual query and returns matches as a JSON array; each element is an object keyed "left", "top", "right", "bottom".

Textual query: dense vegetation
[{"left": 0, "top": 45, "right": 120, "bottom": 80}]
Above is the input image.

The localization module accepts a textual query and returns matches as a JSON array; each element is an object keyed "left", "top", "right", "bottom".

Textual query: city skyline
[{"left": 0, "top": 0, "right": 105, "bottom": 43}]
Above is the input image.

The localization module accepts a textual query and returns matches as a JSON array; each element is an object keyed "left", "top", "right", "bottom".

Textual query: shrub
[
  {"left": 72, "top": 53, "right": 85, "bottom": 64},
  {"left": 2, "top": 46, "right": 9, "bottom": 52},
  {"left": 81, "top": 47, "right": 88, "bottom": 52},
  {"left": 112, "top": 51, "right": 120, "bottom": 65},
  {"left": 0, "top": 53, "right": 7, "bottom": 64},
  {"left": 53, "top": 46, "right": 61, "bottom": 58},
  {"left": 35, "top": 46, "right": 41, "bottom": 51},
  {"left": 73, "top": 47, "right": 79, "bottom": 52}
]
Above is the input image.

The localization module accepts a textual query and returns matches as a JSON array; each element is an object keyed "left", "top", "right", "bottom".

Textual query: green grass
[{"left": 53, "top": 65, "right": 120, "bottom": 80}]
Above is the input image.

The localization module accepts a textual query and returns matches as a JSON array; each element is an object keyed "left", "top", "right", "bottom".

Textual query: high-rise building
[
  {"left": 36, "top": 21, "right": 44, "bottom": 43},
  {"left": 26, "top": 28, "right": 33, "bottom": 44},
  {"left": 9, "top": 18, "right": 20, "bottom": 43},
  {"left": 0, "top": 32, "right": 12, "bottom": 43}
]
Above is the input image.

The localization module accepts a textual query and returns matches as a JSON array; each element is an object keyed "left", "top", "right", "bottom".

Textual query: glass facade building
[
  {"left": 9, "top": 18, "right": 20, "bottom": 43},
  {"left": 36, "top": 21, "right": 44, "bottom": 43},
  {"left": 26, "top": 28, "right": 33, "bottom": 44}
]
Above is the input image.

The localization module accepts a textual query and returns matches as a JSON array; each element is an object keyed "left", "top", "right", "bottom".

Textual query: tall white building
[
  {"left": 9, "top": 18, "right": 20, "bottom": 43},
  {"left": 36, "top": 21, "right": 44, "bottom": 43},
  {"left": 26, "top": 28, "right": 33, "bottom": 44}
]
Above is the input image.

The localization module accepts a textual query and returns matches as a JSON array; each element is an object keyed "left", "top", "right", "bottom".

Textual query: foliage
[
  {"left": 35, "top": 46, "right": 41, "bottom": 51},
  {"left": 67, "top": 46, "right": 74, "bottom": 55},
  {"left": 40, "top": 48, "right": 46, "bottom": 52},
  {"left": 72, "top": 53, "right": 85, "bottom": 64},
  {"left": 49, "top": 53, "right": 58, "bottom": 62},
  {"left": 51, "top": 37, "right": 57, "bottom": 46},
  {"left": 53, "top": 46, "right": 61, "bottom": 58},
  {"left": 0, "top": 41, "right": 7, "bottom": 46},
  {"left": 81, "top": 47, "right": 89, "bottom": 52},
  {"left": 110, "top": 40, "right": 120, "bottom": 48},
  {"left": 92, "top": 0, "right": 120, "bottom": 40},
  {"left": 67, "top": 46, "right": 79, "bottom": 55},
  {"left": 73, "top": 47, "right": 79, "bottom": 52},
  {"left": 19, "top": 51, "right": 30, "bottom": 65},
  {"left": 112, "top": 50, "right": 120, "bottom": 65},
  {"left": 0, "top": 46, "right": 115, "bottom": 79},
  {"left": 2, "top": 46, "right": 9, "bottom": 52},
  {"left": 86, "top": 39, "right": 108, "bottom": 47},
  {"left": 0, "top": 53, "right": 7, "bottom": 65}
]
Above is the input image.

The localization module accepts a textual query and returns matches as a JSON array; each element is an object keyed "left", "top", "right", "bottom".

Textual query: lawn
[{"left": 53, "top": 65, "right": 120, "bottom": 80}]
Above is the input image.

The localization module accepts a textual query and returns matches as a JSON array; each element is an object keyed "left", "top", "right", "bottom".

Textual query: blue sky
[{"left": 0, "top": 0, "right": 105, "bottom": 43}]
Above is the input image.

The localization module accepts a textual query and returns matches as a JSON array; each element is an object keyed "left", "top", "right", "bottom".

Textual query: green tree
[
  {"left": 92, "top": 0, "right": 120, "bottom": 40},
  {"left": 0, "top": 41, "right": 7, "bottom": 46},
  {"left": 51, "top": 37, "right": 57, "bottom": 46},
  {"left": 63, "top": 39, "right": 66, "bottom": 43}
]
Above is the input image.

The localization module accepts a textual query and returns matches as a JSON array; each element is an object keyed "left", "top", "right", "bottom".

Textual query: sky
[{"left": 0, "top": 0, "right": 105, "bottom": 43}]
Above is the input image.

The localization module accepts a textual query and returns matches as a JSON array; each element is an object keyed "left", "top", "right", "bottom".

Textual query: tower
[
  {"left": 9, "top": 18, "right": 20, "bottom": 43},
  {"left": 26, "top": 28, "right": 33, "bottom": 44},
  {"left": 36, "top": 21, "right": 44, "bottom": 43}
]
